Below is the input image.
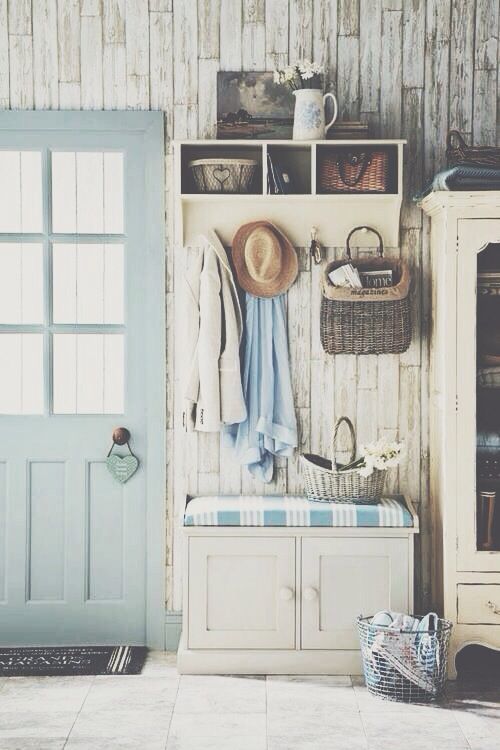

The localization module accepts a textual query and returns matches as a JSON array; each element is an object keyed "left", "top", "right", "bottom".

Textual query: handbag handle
[
  {"left": 447, "top": 129, "right": 468, "bottom": 151},
  {"left": 331, "top": 417, "right": 356, "bottom": 469},
  {"left": 346, "top": 226, "right": 384, "bottom": 260},
  {"left": 336, "top": 151, "right": 371, "bottom": 186}
]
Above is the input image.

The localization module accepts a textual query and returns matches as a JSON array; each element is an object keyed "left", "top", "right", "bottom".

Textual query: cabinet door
[
  {"left": 301, "top": 537, "right": 408, "bottom": 649},
  {"left": 188, "top": 536, "right": 296, "bottom": 649},
  {"left": 457, "top": 219, "right": 500, "bottom": 572}
]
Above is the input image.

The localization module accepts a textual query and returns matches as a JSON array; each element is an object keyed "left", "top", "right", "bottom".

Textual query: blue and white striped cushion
[{"left": 184, "top": 495, "right": 414, "bottom": 528}]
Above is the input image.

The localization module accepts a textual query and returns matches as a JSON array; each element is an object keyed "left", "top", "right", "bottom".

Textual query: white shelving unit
[{"left": 174, "top": 139, "right": 405, "bottom": 248}]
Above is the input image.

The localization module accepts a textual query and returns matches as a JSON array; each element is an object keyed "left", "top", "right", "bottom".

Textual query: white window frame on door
[{"left": 0, "top": 111, "right": 166, "bottom": 647}]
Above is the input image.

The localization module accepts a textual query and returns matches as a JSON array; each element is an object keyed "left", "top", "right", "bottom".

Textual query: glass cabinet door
[
  {"left": 476, "top": 243, "right": 500, "bottom": 553},
  {"left": 457, "top": 221, "right": 500, "bottom": 572}
]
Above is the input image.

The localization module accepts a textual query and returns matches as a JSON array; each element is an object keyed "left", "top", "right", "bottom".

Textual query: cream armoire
[{"left": 421, "top": 191, "right": 500, "bottom": 676}]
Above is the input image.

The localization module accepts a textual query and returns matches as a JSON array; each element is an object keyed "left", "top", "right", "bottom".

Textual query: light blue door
[{"left": 0, "top": 113, "right": 165, "bottom": 647}]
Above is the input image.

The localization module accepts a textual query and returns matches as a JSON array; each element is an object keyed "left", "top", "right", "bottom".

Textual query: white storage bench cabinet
[{"left": 178, "top": 495, "right": 419, "bottom": 674}]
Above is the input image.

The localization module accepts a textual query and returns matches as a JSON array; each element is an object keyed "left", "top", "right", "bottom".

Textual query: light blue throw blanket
[{"left": 224, "top": 293, "right": 298, "bottom": 483}]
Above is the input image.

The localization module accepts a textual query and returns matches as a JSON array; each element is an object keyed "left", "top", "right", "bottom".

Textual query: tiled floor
[{"left": 0, "top": 652, "right": 498, "bottom": 749}]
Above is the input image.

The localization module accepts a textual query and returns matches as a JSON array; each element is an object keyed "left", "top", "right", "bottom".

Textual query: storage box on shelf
[{"left": 174, "top": 139, "right": 405, "bottom": 248}]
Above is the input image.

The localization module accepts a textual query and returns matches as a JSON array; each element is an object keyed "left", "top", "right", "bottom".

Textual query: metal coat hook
[{"left": 310, "top": 226, "right": 323, "bottom": 265}]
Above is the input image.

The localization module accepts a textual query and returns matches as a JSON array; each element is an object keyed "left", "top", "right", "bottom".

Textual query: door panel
[
  {"left": 188, "top": 537, "right": 296, "bottom": 649},
  {"left": 0, "top": 113, "right": 165, "bottom": 646},
  {"left": 301, "top": 537, "right": 408, "bottom": 650}
]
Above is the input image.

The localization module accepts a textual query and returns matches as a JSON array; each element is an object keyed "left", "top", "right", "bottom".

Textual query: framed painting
[{"left": 217, "top": 72, "right": 294, "bottom": 139}]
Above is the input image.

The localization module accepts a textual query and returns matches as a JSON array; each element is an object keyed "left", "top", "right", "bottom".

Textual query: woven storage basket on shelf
[
  {"left": 300, "top": 417, "right": 385, "bottom": 503},
  {"left": 318, "top": 149, "right": 389, "bottom": 193},
  {"left": 446, "top": 130, "right": 500, "bottom": 169},
  {"left": 320, "top": 226, "right": 411, "bottom": 355},
  {"left": 188, "top": 158, "right": 258, "bottom": 193}
]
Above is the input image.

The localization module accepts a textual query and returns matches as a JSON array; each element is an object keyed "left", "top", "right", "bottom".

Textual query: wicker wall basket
[
  {"left": 300, "top": 417, "right": 386, "bottom": 504},
  {"left": 319, "top": 149, "right": 389, "bottom": 193},
  {"left": 321, "top": 226, "right": 411, "bottom": 355}
]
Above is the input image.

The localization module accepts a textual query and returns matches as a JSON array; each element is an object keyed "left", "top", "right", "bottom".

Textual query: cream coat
[{"left": 183, "top": 231, "right": 246, "bottom": 432}]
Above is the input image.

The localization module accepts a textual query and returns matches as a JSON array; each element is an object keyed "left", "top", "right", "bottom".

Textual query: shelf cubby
[{"left": 266, "top": 144, "right": 311, "bottom": 195}]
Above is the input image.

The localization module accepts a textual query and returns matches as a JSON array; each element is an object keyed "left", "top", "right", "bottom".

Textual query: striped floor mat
[{"left": 0, "top": 645, "right": 148, "bottom": 676}]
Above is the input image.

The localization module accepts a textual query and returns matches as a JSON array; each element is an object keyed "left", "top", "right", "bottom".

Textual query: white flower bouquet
[
  {"left": 339, "top": 438, "right": 404, "bottom": 477},
  {"left": 273, "top": 60, "right": 325, "bottom": 90}
]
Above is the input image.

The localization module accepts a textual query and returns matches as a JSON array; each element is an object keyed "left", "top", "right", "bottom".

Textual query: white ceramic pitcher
[{"left": 292, "top": 89, "right": 338, "bottom": 140}]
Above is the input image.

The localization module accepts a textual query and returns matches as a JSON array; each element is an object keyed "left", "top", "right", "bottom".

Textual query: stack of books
[{"left": 327, "top": 121, "right": 369, "bottom": 140}]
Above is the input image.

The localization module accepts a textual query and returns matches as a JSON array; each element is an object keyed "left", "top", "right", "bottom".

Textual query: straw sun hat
[{"left": 232, "top": 221, "right": 298, "bottom": 298}]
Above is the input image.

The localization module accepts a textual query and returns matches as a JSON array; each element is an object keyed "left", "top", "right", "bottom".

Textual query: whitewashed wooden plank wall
[{"left": 1, "top": 0, "right": 499, "bottom": 614}]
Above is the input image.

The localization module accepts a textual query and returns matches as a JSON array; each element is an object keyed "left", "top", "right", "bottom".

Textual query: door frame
[{"left": 0, "top": 111, "right": 166, "bottom": 647}]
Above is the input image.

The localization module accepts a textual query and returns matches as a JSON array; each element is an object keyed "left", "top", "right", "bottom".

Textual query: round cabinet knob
[
  {"left": 279, "top": 586, "right": 294, "bottom": 601},
  {"left": 303, "top": 587, "right": 318, "bottom": 601}
]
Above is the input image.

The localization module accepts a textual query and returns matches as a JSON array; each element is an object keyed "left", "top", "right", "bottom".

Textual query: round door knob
[
  {"left": 303, "top": 587, "right": 318, "bottom": 601},
  {"left": 279, "top": 586, "right": 294, "bottom": 601}
]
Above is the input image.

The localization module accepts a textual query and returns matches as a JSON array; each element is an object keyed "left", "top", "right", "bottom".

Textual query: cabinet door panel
[
  {"left": 188, "top": 537, "right": 296, "bottom": 649},
  {"left": 301, "top": 537, "right": 408, "bottom": 650}
]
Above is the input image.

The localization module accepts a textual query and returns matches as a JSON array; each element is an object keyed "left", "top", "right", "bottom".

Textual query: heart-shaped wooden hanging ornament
[{"left": 106, "top": 454, "right": 139, "bottom": 484}]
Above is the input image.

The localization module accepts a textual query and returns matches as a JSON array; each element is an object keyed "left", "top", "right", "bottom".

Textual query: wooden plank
[
  {"left": 380, "top": 9, "right": 402, "bottom": 138},
  {"left": 287, "top": 406, "right": 310, "bottom": 495},
  {"left": 289, "top": 0, "right": 313, "bottom": 61},
  {"left": 312, "top": 0, "right": 337, "bottom": 83},
  {"left": 400, "top": 227, "right": 422, "bottom": 367},
  {"left": 333, "top": 356, "right": 357, "bottom": 458},
  {"left": 0, "top": 0, "right": 9, "bottom": 107},
  {"left": 198, "top": 433, "right": 220, "bottom": 474},
  {"left": 125, "top": 0, "right": 149, "bottom": 108},
  {"left": 219, "top": 432, "right": 242, "bottom": 495},
  {"left": 265, "top": 0, "right": 288, "bottom": 69},
  {"left": 8, "top": 0, "right": 31, "bottom": 35},
  {"left": 243, "top": 0, "right": 264, "bottom": 23},
  {"left": 402, "top": 0, "right": 425, "bottom": 88},
  {"left": 9, "top": 34, "right": 34, "bottom": 109},
  {"left": 377, "top": 354, "right": 399, "bottom": 430},
  {"left": 423, "top": 0, "right": 451, "bottom": 178},
  {"left": 173, "top": 0, "right": 198, "bottom": 103},
  {"left": 198, "top": 0, "right": 220, "bottom": 59},
  {"left": 356, "top": 387, "right": 378, "bottom": 449},
  {"left": 357, "top": 356, "right": 377, "bottom": 390},
  {"left": 81, "top": 15, "right": 104, "bottom": 109},
  {"left": 59, "top": 81, "right": 81, "bottom": 109},
  {"left": 399, "top": 364, "right": 421, "bottom": 504},
  {"left": 80, "top": 0, "right": 102, "bottom": 15},
  {"left": 401, "top": 86, "right": 424, "bottom": 229},
  {"left": 173, "top": 104, "right": 198, "bottom": 139},
  {"left": 288, "top": 270, "right": 311, "bottom": 409},
  {"left": 219, "top": 0, "right": 242, "bottom": 70},
  {"left": 33, "top": 0, "right": 59, "bottom": 109},
  {"left": 150, "top": 0, "right": 172, "bottom": 11},
  {"left": 475, "top": 0, "right": 499, "bottom": 71},
  {"left": 359, "top": 0, "right": 381, "bottom": 113},
  {"left": 310, "top": 357, "right": 334, "bottom": 457},
  {"left": 198, "top": 58, "right": 218, "bottom": 138},
  {"left": 242, "top": 22, "right": 266, "bottom": 70},
  {"left": 338, "top": 0, "right": 359, "bottom": 36},
  {"left": 150, "top": 10, "right": 173, "bottom": 116},
  {"left": 58, "top": 0, "right": 80, "bottom": 83},
  {"left": 103, "top": 0, "right": 125, "bottom": 44},
  {"left": 103, "top": 43, "right": 126, "bottom": 109},
  {"left": 473, "top": 67, "right": 497, "bottom": 146},
  {"left": 449, "top": 0, "right": 474, "bottom": 134},
  {"left": 337, "top": 35, "right": 360, "bottom": 120}
]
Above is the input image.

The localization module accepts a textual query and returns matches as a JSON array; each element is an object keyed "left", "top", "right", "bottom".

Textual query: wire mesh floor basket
[{"left": 357, "top": 615, "right": 453, "bottom": 703}]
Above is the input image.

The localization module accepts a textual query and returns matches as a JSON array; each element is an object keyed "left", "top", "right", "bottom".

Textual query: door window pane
[
  {"left": 0, "top": 151, "right": 43, "bottom": 233},
  {"left": 0, "top": 334, "right": 44, "bottom": 414},
  {"left": 0, "top": 243, "right": 43, "bottom": 323},
  {"left": 51, "top": 152, "right": 124, "bottom": 234},
  {"left": 53, "top": 333, "right": 124, "bottom": 414},
  {"left": 52, "top": 243, "right": 124, "bottom": 324}
]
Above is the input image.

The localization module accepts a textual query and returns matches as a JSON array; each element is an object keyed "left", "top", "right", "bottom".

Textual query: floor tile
[
  {"left": 65, "top": 737, "right": 167, "bottom": 749},
  {"left": 268, "top": 707, "right": 367, "bottom": 749},
  {"left": 452, "top": 699, "right": 500, "bottom": 749},
  {"left": 0, "top": 740, "right": 66, "bottom": 749},
  {"left": 267, "top": 675, "right": 358, "bottom": 712},
  {"left": 69, "top": 706, "right": 172, "bottom": 742},
  {"left": 174, "top": 674, "right": 266, "bottom": 714},
  {"left": 82, "top": 674, "right": 178, "bottom": 711},
  {"left": 167, "top": 711, "right": 266, "bottom": 746},
  {"left": 142, "top": 650, "right": 180, "bottom": 678},
  {"left": 0, "top": 711, "right": 76, "bottom": 739},
  {"left": 0, "top": 676, "right": 93, "bottom": 714},
  {"left": 360, "top": 709, "right": 470, "bottom": 749}
]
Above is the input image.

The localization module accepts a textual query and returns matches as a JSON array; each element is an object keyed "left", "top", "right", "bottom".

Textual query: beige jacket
[{"left": 183, "top": 230, "right": 246, "bottom": 432}]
